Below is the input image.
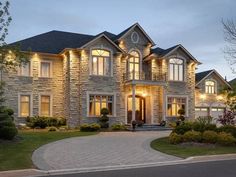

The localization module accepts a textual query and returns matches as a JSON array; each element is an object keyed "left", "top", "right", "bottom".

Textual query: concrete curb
[{"left": 1, "top": 154, "right": 236, "bottom": 177}]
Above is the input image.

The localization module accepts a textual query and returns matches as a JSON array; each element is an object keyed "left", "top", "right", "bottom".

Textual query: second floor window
[
  {"left": 128, "top": 50, "right": 140, "bottom": 80},
  {"left": 91, "top": 49, "right": 111, "bottom": 76},
  {"left": 40, "top": 61, "right": 51, "bottom": 78},
  {"left": 205, "top": 80, "right": 215, "bottom": 94},
  {"left": 169, "top": 58, "right": 184, "bottom": 81},
  {"left": 19, "top": 62, "right": 30, "bottom": 76}
]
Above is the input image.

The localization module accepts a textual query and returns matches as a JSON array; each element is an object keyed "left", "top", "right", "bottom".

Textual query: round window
[{"left": 131, "top": 32, "right": 139, "bottom": 43}]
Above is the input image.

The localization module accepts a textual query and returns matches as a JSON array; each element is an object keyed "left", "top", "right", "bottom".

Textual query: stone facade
[{"left": 5, "top": 24, "right": 200, "bottom": 127}]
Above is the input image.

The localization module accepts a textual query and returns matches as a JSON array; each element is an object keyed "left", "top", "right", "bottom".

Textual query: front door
[{"left": 127, "top": 95, "right": 145, "bottom": 124}]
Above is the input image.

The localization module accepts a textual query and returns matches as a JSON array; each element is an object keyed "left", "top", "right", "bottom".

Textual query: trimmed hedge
[
  {"left": 183, "top": 131, "right": 201, "bottom": 142},
  {"left": 169, "top": 133, "right": 182, "bottom": 144},
  {"left": 111, "top": 123, "right": 126, "bottom": 131},
  {"left": 217, "top": 132, "right": 236, "bottom": 146},
  {"left": 202, "top": 131, "right": 218, "bottom": 144},
  {"left": 80, "top": 123, "right": 101, "bottom": 132},
  {"left": 217, "top": 125, "right": 236, "bottom": 138}
]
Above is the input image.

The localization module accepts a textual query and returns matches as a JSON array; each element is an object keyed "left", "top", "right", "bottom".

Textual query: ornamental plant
[
  {"left": 217, "top": 110, "right": 235, "bottom": 126},
  {"left": 99, "top": 108, "right": 109, "bottom": 128}
]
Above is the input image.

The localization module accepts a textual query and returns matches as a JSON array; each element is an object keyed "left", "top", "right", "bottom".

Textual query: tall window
[
  {"left": 19, "top": 62, "right": 30, "bottom": 76},
  {"left": 89, "top": 95, "right": 113, "bottom": 116},
  {"left": 205, "top": 80, "right": 215, "bottom": 94},
  {"left": 169, "top": 58, "right": 184, "bottom": 81},
  {"left": 167, "top": 97, "right": 186, "bottom": 116},
  {"left": 40, "top": 61, "right": 51, "bottom": 77},
  {"left": 128, "top": 50, "right": 140, "bottom": 80},
  {"left": 40, "top": 95, "right": 51, "bottom": 116},
  {"left": 20, "top": 95, "right": 30, "bottom": 117},
  {"left": 91, "top": 49, "right": 111, "bottom": 76}
]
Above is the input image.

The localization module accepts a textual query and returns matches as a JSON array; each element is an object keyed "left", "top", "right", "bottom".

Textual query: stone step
[{"left": 126, "top": 124, "right": 173, "bottom": 131}]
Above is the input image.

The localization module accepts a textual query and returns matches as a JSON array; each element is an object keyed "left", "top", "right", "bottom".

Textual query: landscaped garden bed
[{"left": 151, "top": 116, "right": 236, "bottom": 158}]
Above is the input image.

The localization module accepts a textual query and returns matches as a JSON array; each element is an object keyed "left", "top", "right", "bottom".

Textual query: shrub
[
  {"left": 99, "top": 108, "right": 109, "bottom": 128},
  {"left": 217, "top": 125, "right": 236, "bottom": 138},
  {"left": 217, "top": 110, "right": 235, "bottom": 126},
  {"left": 80, "top": 123, "right": 101, "bottom": 132},
  {"left": 3, "top": 108, "right": 14, "bottom": 116},
  {"left": 137, "top": 120, "right": 144, "bottom": 127},
  {"left": 169, "top": 133, "right": 182, "bottom": 144},
  {"left": 202, "top": 131, "right": 218, "bottom": 143},
  {"left": 217, "top": 132, "right": 236, "bottom": 146},
  {"left": 111, "top": 123, "right": 126, "bottom": 131},
  {"left": 173, "top": 122, "right": 192, "bottom": 135},
  {"left": 177, "top": 108, "right": 185, "bottom": 122},
  {"left": 205, "top": 124, "right": 217, "bottom": 131},
  {"left": 26, "top": 116, "right": 66, "bottom": 128},
  {"left": 48, "top": 126, "right": 57, "bottom": 132},
  {"left": 182, "top": 131, "right": 202, "bottom": 142},
  {"left": 0, "top": 109, "right": 18, "bottom": 140}
]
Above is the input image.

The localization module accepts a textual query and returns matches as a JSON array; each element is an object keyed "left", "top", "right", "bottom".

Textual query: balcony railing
[{"left": 123, "top": 71, "right": 166, "bottom": 82}]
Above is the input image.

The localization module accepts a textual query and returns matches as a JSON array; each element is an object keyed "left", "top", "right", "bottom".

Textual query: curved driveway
[{"left": 32, "top": 131, "right": 181, "bottom": 170}]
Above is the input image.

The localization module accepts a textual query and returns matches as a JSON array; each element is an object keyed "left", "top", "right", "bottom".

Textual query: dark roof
[
  {"left": 195, "top": 70, "right": 213, "bottom": 83},
  {"left": 151, "top": 45, "right": 179, "bottom": 57},
  {"left": 10, "top": 30, "right": 95, "bottom": 54},
  {"left": 114, "top": 23, "right": 136, "bottom": 40}
]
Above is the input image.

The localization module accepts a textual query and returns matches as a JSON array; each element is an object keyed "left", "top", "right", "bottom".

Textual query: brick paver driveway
[{"left": 32, "top": 131, "right": 181, "bottom": 170}]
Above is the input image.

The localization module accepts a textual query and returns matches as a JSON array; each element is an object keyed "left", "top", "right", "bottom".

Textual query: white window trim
[
  {"left": 89, "top": 47, "right": 113, "bottom": 77},
  {"left": 86, "top": 91, "right": 116, "bottom": 117},
  {"left": 39, "top": 93, "right": 53, "bottom": 117},
  {"left": 38, "top": 60, "right": 53, "bottom": 78},
  {"left": 167, "top": 56, "right": 186, "bottom": 82},
  {"left": 18, "top": 61, "right": 33, "bottom": 77},
  {"left": 205, "top": 79, "right": 217, "bottom": 94},
  {"left": 18, "top": 93, "right": 33, "bottom": 117},
  {"left": 165, "top": 95, "right": 189, "bottom": 117}
]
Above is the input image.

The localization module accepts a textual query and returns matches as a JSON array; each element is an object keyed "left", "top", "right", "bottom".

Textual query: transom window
[
  {"left": 128, "top": 50, "right": 140, "bottom": 80},
  {"left": 167, "top": 97, "right": 186, "bottom": 116},
  {"left": 19, "top": 62, "right": 30, "bottom": 76},
  {"left": 169, "top": 58, "right": 184, "bottom": 81},
  {"left": 20, "top": 95, "right": 30, "bottom": 117},
  {"left": 91, "top": 49, "right": 111, "bottom": 76},
  {"left": 89, "top": 95, "right": 113, "bottom": 116},
  {"left": 205, "top": 80, "right": 215, "bottom": 94},
  {"left": 40, "top": 95, "right": 51, "bottom": 116}
]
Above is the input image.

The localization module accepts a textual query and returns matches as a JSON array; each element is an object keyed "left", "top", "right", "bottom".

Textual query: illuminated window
[
  {"left": 167, "top": 97, "right": 186, "bottom": 116},
  {"left": 40, "top": 61, "right": 51, "bottom": 77},
  {"left": 128, "top": 50, "right": 140, "bottom": 79},
  {"left": 20, "top": 95, "right": 30, "bottom": 117},
  {"left": 40, "top": 95, "right": 51, "bottom": 116},
  {"left": 205, "top": 80, "right": 215, "bottom": 94},
  {"left": 91, "top": 49, "right": 111, "bottom": 76},
  {"left": 89, "top": 95, "right": 113, "bottom": 116},
  {"left": 19, "top": 62, "right": 30, "bottom": 76},
  {"left": 169, "top": 58, "right": 184, "bottom": 81}
]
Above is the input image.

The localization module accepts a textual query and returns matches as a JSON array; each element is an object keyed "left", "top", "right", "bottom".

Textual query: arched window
[
  {"left": 91, "top": 49, "right": 111, "bottom": 76},
  {"left": 205, "top": 80, "right": 215, "bottom": 94},
  {"left": 128, "top": 50, "right": 140, "bottom": 79},
  {"left": 169, "top": 58, "right": 184, "bottom": 81}
]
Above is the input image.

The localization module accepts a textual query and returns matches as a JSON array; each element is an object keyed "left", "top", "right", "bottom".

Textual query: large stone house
[
  {"left": 5, "top": 23, "right": 201, "bottom": 127},
  {"left": 195, "top": 69, "right": 232, "bottom": 120}
]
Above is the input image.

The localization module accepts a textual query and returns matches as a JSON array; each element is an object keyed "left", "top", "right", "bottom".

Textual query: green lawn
[
  {"left": 0, "top": 131, "right": 97, "bottom": 171},
  {"left": 151, "top": 137, "right": 236, "bottom": 158}
]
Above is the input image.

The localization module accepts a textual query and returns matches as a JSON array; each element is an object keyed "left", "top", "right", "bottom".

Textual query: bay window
[
  {"left": 89, "top": 95, "right": 113, "bottom": 116},
  {"left": 167, "top": 97, "right": 186, "bottom": 116},
  {"left": 169, "top": 58, "right": 184, "bottom": 81},
  {"left": 91, "top": 49, "right": 111, "bottom": 76}
]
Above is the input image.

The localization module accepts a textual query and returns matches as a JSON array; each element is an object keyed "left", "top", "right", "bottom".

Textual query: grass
[
  {"left": 0, "top": 130, "right": 97, "bottom": 171},
  {"left": 151, "top": 137, "right": 236, "bottom": 158}
]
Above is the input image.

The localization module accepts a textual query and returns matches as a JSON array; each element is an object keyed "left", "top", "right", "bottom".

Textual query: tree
[
  {"left": 0, "top": 1, "right": 29, "bottom": 105},
  {"left": 222, "top": 19, "right": 236, "bottom": 73}
]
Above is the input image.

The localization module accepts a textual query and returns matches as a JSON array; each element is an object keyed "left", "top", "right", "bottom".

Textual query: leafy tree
[
  {"left": 0, "top": 1, "right": 29, "bottom": 105},
  {"left": 222, "top": 19, "right": 236, "bottom": 73}
]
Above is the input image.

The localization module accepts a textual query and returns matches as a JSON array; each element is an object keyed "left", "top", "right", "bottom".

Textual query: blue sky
[{"left": 6, "top": 0, "right": 236, "bottom": 80}]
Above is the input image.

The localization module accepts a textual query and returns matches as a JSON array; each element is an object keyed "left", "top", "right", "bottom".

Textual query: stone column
[{"left": 132, "top": 84, "right": 136, "bottom": 122}]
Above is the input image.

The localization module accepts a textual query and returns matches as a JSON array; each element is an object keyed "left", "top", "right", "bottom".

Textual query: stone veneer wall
[{"left": 3, "top": 54, "right": 64, "bottom": 123}]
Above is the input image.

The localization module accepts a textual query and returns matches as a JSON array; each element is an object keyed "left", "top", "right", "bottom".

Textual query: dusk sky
[{"left": 6, "top": 0, "right": 236, "bottom": 80}]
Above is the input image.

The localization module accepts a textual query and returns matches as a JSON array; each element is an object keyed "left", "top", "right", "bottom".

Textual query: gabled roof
[
  {"left": 229, "top": 78, "right": 236, "bottom": 86},
  {"left": 195, "top": 69, "right": 232, "bottom": 89},
  {"left": 150, "top": 44, "right": 201, "bottom": 64},
  {"left": 115, "top": 23, "right": 155, "bottom": 46},
  {"left": 10, "top": 30, "right": 95, "bottom": 54}
]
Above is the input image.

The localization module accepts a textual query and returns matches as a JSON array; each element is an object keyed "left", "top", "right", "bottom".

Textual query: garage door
[
  {"left": 195, "top": 107, "right": 209, "bottom": 118},
  {"left": 211, "top": 108, "right": 225, "bottom": 119}
]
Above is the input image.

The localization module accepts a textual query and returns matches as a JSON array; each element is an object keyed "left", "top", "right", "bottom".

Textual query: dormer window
[
  {"left": 205, "top": 80, "right": 215, "bottom": 94},
  {"left": 169, "top": 58, "right": 184, "bottom": 81},
  {"left": 91, "top": 49, "right": 111, "bottom": 76}
]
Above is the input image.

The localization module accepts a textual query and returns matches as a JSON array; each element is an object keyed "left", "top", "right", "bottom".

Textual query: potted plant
[
  {"left": 99, "top": 108, "right": 109, "bottom": 128},
  {"left": 131, "top": 120, "right": 137, "bottom": 131}
]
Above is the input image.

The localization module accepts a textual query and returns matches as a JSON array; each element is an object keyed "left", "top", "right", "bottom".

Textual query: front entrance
[{"left": 127, "top": 95, "right": 146, "bottom": 124}]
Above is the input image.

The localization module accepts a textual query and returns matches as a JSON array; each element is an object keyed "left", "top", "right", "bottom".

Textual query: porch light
[
  {"left": 93, "top": 57, "right": 97, "bottom": 63},
  {"left": 217, "top": 95, "right": 223, "bottom": 100},
  {"left": 200, "top": 94, "right": 206, "bottom": 100},
  {"left": 142, "top": 92, "right": 147, "bottom": 97}
]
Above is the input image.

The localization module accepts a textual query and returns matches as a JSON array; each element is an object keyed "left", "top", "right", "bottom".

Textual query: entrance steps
[{"left": 126, "top": 124, "right": 173, "bottom": 131}]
